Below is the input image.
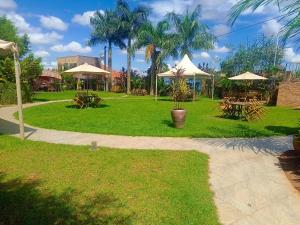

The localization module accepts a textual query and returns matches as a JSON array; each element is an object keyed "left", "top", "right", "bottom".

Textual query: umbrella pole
[
  {"left": 155, "top": 74, "right": 158, "bottom": 101},
  {"left": 212, "top": 75, "right": 215, "bottom": 100},
  {"left": 13, "top": 46, "right": 24, "bottom": 140},
  {"left": 193, "top": 74, "right": 196, "bottom": 101}
]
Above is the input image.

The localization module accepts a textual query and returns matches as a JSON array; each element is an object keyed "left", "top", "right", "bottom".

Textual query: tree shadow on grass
[
  {"left": 31, "top": 98, "right": 50, "bottom": 102},
  {"left": 161, "top": 119, "right": 174, "bottom": 128},
  {"left": 0, "top": 172, "right": 134, "bottom": 225},
  {"left": 265, "top": 126, "right": 298, "bottom": 136},
  {"left": 65, "top": 104, "right": 110, "bottom": 109}
]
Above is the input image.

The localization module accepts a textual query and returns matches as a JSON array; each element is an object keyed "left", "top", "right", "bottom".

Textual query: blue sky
[{"left": 1, "top": 0, "right": 300, "bottom": 73}]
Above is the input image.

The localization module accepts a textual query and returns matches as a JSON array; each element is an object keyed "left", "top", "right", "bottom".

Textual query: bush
[{"left": 0, "top": 82, "right": 32, "bottom": 105}]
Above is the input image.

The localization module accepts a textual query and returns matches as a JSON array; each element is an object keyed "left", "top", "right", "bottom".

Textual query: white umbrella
[
  {"left": 228, "top": 72, "right": 267, "bottom": 99},
  {"left": 228, "top": 71, "right": 267, "bottom": 80},
  {"left": 157, "top": 54, "right": 212, "bottom": 100},
  {"left": 64, "top": 63, "right": 110, "bottom": 92},
  {"left": 64, "top": 63, "right": 110, "bottom": 74},
  {"left": 0, "top": 40, "right": 24, "bottom": 139}
]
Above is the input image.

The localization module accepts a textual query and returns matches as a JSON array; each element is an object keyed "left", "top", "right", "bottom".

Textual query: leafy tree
[
  {"left": 0, "top": 16, "right": 30, "bottom": 57},
  {"left": 220, "top": 37, "right": 283, "bottom": 76},
  {"left": 116, "top": 0, "right": 149, "bottom": 94},
  {"left": 228, "top": 0, "right": 300, "bottom": 43},
  {"left": 20, "top": 53, "right": 43, "bottom": 89},
  {"left": 135, "top": 21, "right": 178, "bottom": 95},
  {"left": 166, "top": 5, "right": 215, "bottom": 58},
  {"left": 89, "top": 10, "right": 126, "bottom": 83}
]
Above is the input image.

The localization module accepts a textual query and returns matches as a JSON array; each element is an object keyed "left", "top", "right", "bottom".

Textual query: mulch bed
[{"left": 278, "top": 151, "right": 300, "bottom": 192}]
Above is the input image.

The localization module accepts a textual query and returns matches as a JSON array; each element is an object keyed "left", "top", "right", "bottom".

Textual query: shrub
[
  {"left": 170, "top": 69, "right": 192, "bottom": 109},
  {"left": 0, "top": 82, "right": 32, "bottom": 105}
]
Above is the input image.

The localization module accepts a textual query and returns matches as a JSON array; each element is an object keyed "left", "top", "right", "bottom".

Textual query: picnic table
[
  {"left": 220, "top": 98, "right": 265, "bottom": 120},
  {"left": 73, "top": 92, "right": 102, "bottom": 108}
]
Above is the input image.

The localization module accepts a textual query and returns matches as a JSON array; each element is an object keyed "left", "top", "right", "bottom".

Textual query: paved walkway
[{"left": 1, "top": 101, "right": 300, "bottom": 225}]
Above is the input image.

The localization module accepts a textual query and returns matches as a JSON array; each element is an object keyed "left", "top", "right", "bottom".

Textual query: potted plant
[
  {"left": 293, "top": 131, "right": 300, "bottom": 154},
  {"left": 170, "top": 69, "right": 191, "bottom": 128}
]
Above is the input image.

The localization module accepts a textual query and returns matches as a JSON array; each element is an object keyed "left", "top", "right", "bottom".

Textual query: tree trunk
[
  {"left": 127, "top": 38, "right": 131, "bottom": 94},
  {"left": 150, "top": 49, "right": 158, "bottom": 96},
  {"left": 107, "top": 41, "right": 112, "bottom": 91}
]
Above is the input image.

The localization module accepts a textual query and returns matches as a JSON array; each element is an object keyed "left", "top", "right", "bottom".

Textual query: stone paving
[{"left": 1, "top": 101, "right": 300, "bottom": 225}]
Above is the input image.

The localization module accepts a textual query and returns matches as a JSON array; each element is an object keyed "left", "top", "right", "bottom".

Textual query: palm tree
[
  {"left": 135, "top": 21, "right": 178, "bottom": 95},
  {"left": 89, "top": 10, "right": 126, "bottom": 90},
  {"left": 228, "top": 1, "right": 300, "bottom": 43},
  {"left": 166, "top": 5, "right": 215, "bottom": 59},
  {"left": 116, "top": 0, "right": 149, "bottom": 94}
]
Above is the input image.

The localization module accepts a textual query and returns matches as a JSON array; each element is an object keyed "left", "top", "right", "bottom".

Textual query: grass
[
  {"left": 32, "top": 90, "right": 151, "bottom": 102},
  {"left": 0, "top": 135, "right": 219, "bottom": 225},
  {"left": 21, "top": 97, "right": 300, "bottom": 138}
]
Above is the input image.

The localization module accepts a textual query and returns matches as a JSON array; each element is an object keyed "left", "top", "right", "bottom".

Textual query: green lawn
[
  {"left": 0, "top": 135, "right": 219, "bottom": 225},
  {"left": 22, "top": 97, "right": 300, "bottom": 138},
  {"left": 32, "top": 90, "right": 151, "bottom": 102}
]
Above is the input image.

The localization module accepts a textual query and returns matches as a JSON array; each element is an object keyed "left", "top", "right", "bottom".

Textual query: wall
[{"left": 277, "top": 82, "right": 300, "bottom": 107}]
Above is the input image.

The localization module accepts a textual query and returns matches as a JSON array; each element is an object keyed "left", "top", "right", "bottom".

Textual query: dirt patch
[{"left": 278, "top": 151, "right": 300, "bottom": 192}]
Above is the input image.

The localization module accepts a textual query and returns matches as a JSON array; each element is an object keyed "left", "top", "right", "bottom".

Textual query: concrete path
[{"left": 1, "top": 101, "right": 300, "bottom": 225}]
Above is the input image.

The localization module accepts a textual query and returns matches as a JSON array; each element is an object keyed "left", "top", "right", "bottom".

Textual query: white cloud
[
  {"left": 212, "top": 24, "right": 230, "bottom": 36},
  {"left": 213, "top": 43, "right": 230, "bottom": 53},
  {"left": 195, "top": 51, "right": 210, "bottom": 59},
  {"left": 0, "top": 0, "right": 17, "bottom": 10},
  {"left": 261, "top": 19, "right": 281, "bottom": 37},
  {"left": 43, "top": 61, "right": 57, "bottom": 69},
  {"left": 51, "top": 41, "right": 91, "bottom": 53},
  {"left": 148, "top": 0, "right": 278, "bottom": 22},
  {"left": 72, "top": 10, "right": 100, "bottom": 26},
  {"left": 29, "top": 31, "right": 63, "bottom": 45},
  {"left": 5, "top": 12, "right": 38, "bottom": 34},
  {"left": 34, "top": 50, "right": 50, "bottom": 58},
  {"left": 40, "top": 16, "right": 68, "bottom": 31},
  {"left": 284, "top": 48, "right": 300, "bottom": 63}
]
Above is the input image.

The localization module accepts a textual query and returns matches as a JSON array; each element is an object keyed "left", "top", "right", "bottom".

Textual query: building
[
  {"left": 34, "top": 69, "right": 62, "bottom": 91},
  {"left": 57, "top": 55, "right": 124, "bottom": 92},
  {"left": 57, "top": 55, "right": 101, "bottom": 72}
]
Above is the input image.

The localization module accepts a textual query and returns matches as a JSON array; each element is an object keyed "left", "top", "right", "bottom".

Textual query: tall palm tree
[
  {"left": 116, "top": 0, "right": 149, "bottom": 94},
  {"left": 166, "top": 5, "right": 215, "bottom": 59},
  {"left": 135, "top": 21, "right": 178, "bottom": 95},
  {"left": 89, "top": 10, "right": 126, "bottom": 90},
  {"left": 229, "top": 0, "right": 300, "bottom": 43}
]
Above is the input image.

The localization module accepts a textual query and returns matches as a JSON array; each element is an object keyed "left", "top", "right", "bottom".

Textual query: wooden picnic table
[
  {"left": 227, "top": 101, "right": 251, "bottom": 118},
  {"left": 221, "top": 98, "right": 266, "bottom": 120}
]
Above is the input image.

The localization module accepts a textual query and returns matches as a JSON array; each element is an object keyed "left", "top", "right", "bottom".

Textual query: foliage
[
  {"left": 0, "top": 17, "right": 30, "bottom": 57},
  {"left": 61, "top": 73, "right": 77, "bottom": 90},
  {"left": 135, "top": 21, "right": 178, "bottom": 95},
  {"left": 170, "top": 69, "right": 192, "bottom": 109},
  {"left": 116, "top": 0, "right": 149, "bottom": 94},
  {"left": 229, "top": 0, "right": 300, "bottom": 44},
  {"left": 0, "top": 82, "right": 31, "bottom": 104},
  {"left": 89, "top": 10, "right": 126, "bottom": 72},
  {"left": 221, "top": 37, "right": 283, "bottom": 76},
  {"left": 0, "top": 16, "right": 42, "bottom": 103},
  {"left": 20, "top": 53, "right": 43, "bottom": 89},
  {"left": 166, "top": 5, "right": 215, "bottom": 58}
]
